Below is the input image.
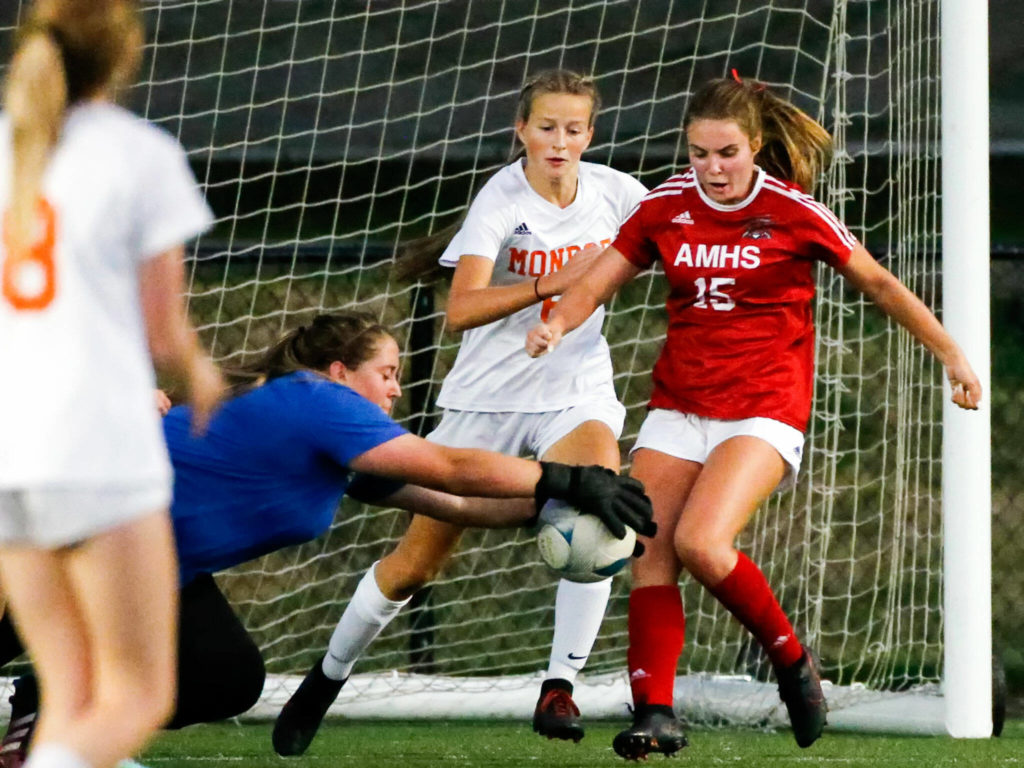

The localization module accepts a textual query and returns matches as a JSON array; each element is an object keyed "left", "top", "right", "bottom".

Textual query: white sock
[
  {"left": 545, "top": 577, "right": 613, "bottom": 684},
  {"left": 322, "top": 561, "right": 411, "bottom": 681},
  {"left": 24, "top": 743, "right": 92, "bottom": 768}
]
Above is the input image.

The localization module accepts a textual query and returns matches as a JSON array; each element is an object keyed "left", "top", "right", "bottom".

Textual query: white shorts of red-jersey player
[{"left": 631, "top": 409, "right": 803, "bottom": 491}]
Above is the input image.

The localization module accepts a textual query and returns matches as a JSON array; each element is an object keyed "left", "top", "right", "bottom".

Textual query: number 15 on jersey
[{"left": 693, "top": 276, "right": 735, "bottom": 311}]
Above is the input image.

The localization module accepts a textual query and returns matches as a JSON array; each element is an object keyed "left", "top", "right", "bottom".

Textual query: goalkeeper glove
[{"left": 534, "top": 463, "right": 657, "bottom": 540}]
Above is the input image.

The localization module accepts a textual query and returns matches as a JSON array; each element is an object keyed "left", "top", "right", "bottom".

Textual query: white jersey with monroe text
[
  {"left": 0, "top": 103, "right": 213, "bottom": 487},
  {"left": 436, "top": 160, "right": 646, "bottom": 412}
]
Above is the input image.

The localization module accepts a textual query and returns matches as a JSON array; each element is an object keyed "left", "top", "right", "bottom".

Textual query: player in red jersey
[{"left": 526, "top": 76, "right": 981, "bottom": 759}]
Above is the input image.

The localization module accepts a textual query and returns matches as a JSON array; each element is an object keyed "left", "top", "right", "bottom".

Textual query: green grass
[{"left": 139, "top": 719, "right": 1024, "bottom": 767}]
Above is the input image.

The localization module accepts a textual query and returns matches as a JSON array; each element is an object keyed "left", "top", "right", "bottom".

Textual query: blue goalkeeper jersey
[{"left": 163, "top": 371, "right": 407, "bottom": 585}]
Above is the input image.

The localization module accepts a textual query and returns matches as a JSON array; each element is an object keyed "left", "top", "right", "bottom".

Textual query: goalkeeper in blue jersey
[{"left": 0, "top": 311, "right": 654, "bottom": 764}]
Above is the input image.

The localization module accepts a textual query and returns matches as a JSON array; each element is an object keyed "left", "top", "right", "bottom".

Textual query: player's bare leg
[
  {"left": 676, "top": 436, "right": 826, "bottom": 748},
  {"left": 0, "top": 511, "right": 177, "bottom": 768},
  {"left": 373, "top": 516, "right": 465, "bottom": 601}
]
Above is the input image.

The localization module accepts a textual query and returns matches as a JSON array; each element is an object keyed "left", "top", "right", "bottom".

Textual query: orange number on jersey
[
  {"left": 540, "top": 296, "right": 558, "bottom": 322},
  {"left": 2, "top": 198, "right": 57, "bottom": 311}
]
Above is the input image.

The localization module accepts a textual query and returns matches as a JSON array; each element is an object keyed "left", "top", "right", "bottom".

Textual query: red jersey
[{"left": 612, "top": 167, "right": 856, "bottom": 432}]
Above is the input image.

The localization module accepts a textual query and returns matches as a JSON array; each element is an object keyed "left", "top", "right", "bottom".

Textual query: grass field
[{"left": 139, "top": 719, "right": 1024, "bottom": 767}]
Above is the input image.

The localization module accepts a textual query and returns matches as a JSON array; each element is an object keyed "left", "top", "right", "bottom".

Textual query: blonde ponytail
[
  {"left": 4, "top": 0, "right": 144, "bottom": 254},
  {"left": 4, "top": 30, "right": 67, "bottom": 255}
]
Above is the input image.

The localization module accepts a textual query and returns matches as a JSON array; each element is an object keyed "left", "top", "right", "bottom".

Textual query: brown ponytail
[
  {"left": 684, "top": 78, "right": 833, "bottom": 193},
  {"left": 390, "top": 220, "right": 462, "bottom": 284},
  {"left": 228, "top": 312, "right": 394, "bottom": 389},
  {"left": 392, "top": 68, "right": 601, "bottom": 284}
]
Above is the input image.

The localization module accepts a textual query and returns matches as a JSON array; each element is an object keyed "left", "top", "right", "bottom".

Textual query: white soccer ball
[{"left": 535, "top": 501, "right": 636, "bottom": 583}]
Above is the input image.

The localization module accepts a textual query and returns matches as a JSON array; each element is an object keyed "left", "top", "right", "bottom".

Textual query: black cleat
[
  {"left": 532, "top": 687, "right": 584, "bottom": 742},
  {"left": 612, "top": 706, "right": 687, "bottom": 760},
  {"left": 775, "top": 646, "right": 828, "bottom": 748},
  {"left": 272, "top": 657, "right": 346, "bottom": 757},
  {"left": 0, "top": 676, "right": 38, "bottom": 768}
]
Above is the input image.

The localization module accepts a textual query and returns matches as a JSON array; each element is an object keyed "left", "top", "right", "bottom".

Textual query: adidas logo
[
  {"left": 630, "top": 668, "right": 650, "bottom": 681},
  {"left": 672, "top": 211, "right": 693, "bottom": 225},
  {"left": 513, "top": 221, "right": 532, "bottom": 235}
]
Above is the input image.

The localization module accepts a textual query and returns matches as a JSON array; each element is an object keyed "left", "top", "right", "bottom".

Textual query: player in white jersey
[
  {"left": 0, "top": 3, "right": 223, "bottom": 768},
  {"left": 274, "top": 69, "right": 648, "bottom": 755}
]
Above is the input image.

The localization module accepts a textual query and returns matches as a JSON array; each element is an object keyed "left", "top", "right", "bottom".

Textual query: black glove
[{"left": 535, "top": 463, "right": 657, "bottom": 540}]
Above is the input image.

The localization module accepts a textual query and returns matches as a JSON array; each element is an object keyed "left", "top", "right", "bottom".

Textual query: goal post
[
  {"left": 940, "top": 0, "right": 992, "bottom": 738},
  {"left": 0, "top": 0, "right": 994, "bottom": 736}
]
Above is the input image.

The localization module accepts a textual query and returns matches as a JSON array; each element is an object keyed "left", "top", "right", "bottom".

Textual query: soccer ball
[{"left": 535, "top": 501, "right": 637, "bottom": 583}]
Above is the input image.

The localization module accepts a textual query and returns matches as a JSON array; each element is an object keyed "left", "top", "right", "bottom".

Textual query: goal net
[{"left": 0, "top": 0, "right": 964, "bottom": 733}]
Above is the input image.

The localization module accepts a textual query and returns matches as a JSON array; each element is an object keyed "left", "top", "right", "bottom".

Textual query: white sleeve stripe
[
  {"left": 643, "top": 174, "right": 697, "bottom": 202},
  {"left": 762, "top": 178, "right": 852, "bottom": 238},
  {"left": 624, "top": 175, "right": 694, "bottom": 225},
  {"left": 642, "top": 189, "right": 685, "bottom": 201},
  {"left": 650, "top": 172, "right": 691, "bottom": 186},
  {"left": 646, "top": 181, "right": 688, "bottom": 192},
  {"left": 762, "top": 180, "right": 857, "bottom": 249}
]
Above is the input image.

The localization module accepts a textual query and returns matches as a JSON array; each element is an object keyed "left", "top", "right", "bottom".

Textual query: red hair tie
[{"left": 731, "top": 69, "right": 765, "bottom": 92}]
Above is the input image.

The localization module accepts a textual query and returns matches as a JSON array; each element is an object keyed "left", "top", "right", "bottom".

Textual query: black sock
[
  {"left": 0, "top": 613, "right": 25, "bottom": 669},
  {"left": 10, "top": 674, "right": 37, "bottom": 711}
]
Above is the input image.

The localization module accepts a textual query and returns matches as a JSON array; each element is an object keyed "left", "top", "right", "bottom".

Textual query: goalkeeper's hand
[{"left": 535, "top": 463, "right": 657, "bottom": 540}]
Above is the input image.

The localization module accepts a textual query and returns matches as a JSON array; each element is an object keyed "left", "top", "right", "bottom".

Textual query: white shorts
[
  {"left": 631, "top": 409, "right": 804, "bottom": 491},
  {"left": 427, "top": 397, "right": 626, "bottom": 458},
  {"left": 0, "top": 484, "right": 171, "bottom": 548}
]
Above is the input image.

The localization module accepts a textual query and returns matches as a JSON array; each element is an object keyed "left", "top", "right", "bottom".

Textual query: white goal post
[
  {"left": 940, "top": 0, "right": 992, "bottom": 739},
  {"left": 0, "top": 0, "right": 992, "bottom": 737}
]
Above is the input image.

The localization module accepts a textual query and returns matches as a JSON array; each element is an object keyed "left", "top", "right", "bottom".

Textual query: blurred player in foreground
[{"left": 0, "top": 2, "right": 223, "bottom": 767}]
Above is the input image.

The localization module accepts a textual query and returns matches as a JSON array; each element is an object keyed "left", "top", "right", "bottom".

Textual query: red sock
[
  {"left": 626, "top": 585, "right": 685, "bottom": 708},
  {"left": 709, "top": 552, "right": 803, "bottom": 668}
]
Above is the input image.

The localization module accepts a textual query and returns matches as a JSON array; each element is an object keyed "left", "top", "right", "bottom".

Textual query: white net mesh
[{"left": 0, "top": 0, "right": 947, "bottom": 728}]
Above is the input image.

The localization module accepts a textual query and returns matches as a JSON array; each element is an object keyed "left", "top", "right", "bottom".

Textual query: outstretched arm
[
  {"left": 839, "top": 244, "right": 981, "bottom": 409},
  {"left": 350, "top": 433, "right": 542, "bottom": 497},
  {"left": 379, "top": 485, "right": 537, "bottom": 528},
  {"left": 349, "top": 434, "right": 655, "bottom": 538},
  {"left": 525, "top": 245, "right": 641, "bottom": 357}
]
